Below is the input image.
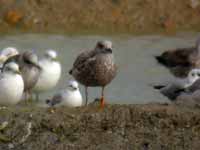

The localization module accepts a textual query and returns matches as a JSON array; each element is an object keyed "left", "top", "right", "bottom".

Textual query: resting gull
[
  {"left": 33, "top": 49, "right": 61, "bottom": 101},
  {"left": 153, "top": 68, "right": 200, "bottom": 100},
  {"left": 3, "top": 50, "right": 41, "bottom": 100},
  {"left": 69, "top": 40, "right": 117, "bottom": 108},
  {"left": 155, "top": 37, "right": 200, "bottom": 77},
  {"left": 46, "top": 80, "right": 82, "bottom": 107},
  {"left": 0, "top": 62, "right": 24, "bottom": 105}
]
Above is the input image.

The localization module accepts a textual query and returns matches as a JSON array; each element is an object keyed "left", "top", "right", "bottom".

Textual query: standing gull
[
  {"left": 46, "top": 80, "right": 82, "bottom": 107},
  {"left": 0, "top": 62, "right": 24, "bottom": 105},
  {"left": 153, "top": 69, "right": 200, "bottom": 100},
  {"left": 69, "top": 40, "right": 117, "bottom": 108},
  {"left": 33, "top": 49, "right": 61, "bottom": 100},
  {"left": 3, "top": 51, "right": 41, "bottom": 100},
  {"left": 155, "top": 37, "right": 200, "bottom": 77}
]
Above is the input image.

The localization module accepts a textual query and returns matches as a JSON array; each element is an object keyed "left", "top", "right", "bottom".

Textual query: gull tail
[
  {"left": 153, "top": 85, "right": 166, "bottom": 90},
  {"left": 155, "top": 55, "right": 166, "bottom": 65}
]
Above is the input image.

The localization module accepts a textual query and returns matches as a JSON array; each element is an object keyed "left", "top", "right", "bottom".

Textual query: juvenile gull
[
  {"left": 155, "top": 37, "right": 200, "bottom": 77},
  {"left": 3, "top": 51, "right": 41, "bottom": 100},
  {"left": 0, "top": 62, "right": 24, "bottom": 105},
  {"left": 153, "top": 69, "right": 200, "bottom": 100},
  {"left": 33, "top": 49, "right": 61, "bottom": 100},
  {"left": 46, "top": 80, "right": 82, "bottom": 107},
  {"left": 69, "top": 40, "right": 117, "bottom": 108}
]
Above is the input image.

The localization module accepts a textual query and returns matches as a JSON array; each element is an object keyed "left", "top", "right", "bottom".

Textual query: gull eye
[{"left": 198, "top": 73, "right": 200, "bottom": 77}]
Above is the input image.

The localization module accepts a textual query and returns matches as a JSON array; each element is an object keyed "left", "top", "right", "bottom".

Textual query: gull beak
[
  {"left": 73, "top": 87, "right": 77, "bottom": 90},
  {"left": 15, "top": 70, "right": 21, "bottom": 74},
  {"left": 53, "top": 57, "right": 58, "bottom": 61},
  {"left": 0, "top": 55, "right": 6, "bottom": 64},
  {"left": 32, "top": 62, "right": 42, "bottom": 70},
  {"left": 105, "top": 48, "right": 112, "bottom": 53}
]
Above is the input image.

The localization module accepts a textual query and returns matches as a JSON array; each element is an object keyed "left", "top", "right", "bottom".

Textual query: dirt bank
[
  {"left": 0, "top": 103, "right": 199, "bottom": 150},
  {"left": 0, "top": 0, "right": 200, "bottom": 34}
]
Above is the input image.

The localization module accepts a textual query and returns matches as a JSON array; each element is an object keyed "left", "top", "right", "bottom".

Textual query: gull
[
  {"left": 176, "top": 78, "right": 200, "bottom": 104},
  {"left": 155, "top": 37, "right": 200, "bottom": 78},
  {"left": 69, "top": 40, "right": 117, "bottom": 108},
  {"left": 153, "top": 68, "right": 200, "bottom": 100},
  {"left": 0, "top": 47, "right": 19, "bottom": 68},
  {"left": 46, "top": 80, "right": 82, "bottom": 107},
  {"left": 0, "top": 62, "right": 24, "bottom": 105},
  {"left": 3, "top": 51, "right": 41, "bottom": 100},
  {"left": 33, "top": 49, "right": 61, "bottom": 100}
]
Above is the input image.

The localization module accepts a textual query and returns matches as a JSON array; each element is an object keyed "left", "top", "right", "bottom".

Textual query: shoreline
[{"left": 0, "top": 103, "right": 199, "bottom": 149}]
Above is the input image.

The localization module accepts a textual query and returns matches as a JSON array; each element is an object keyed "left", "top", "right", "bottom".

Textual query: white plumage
[
  {"left": 33, "top": 50, "right": 61, "bottom": 95},
  {"left": 0, "top": 62, "right": 24, "bottom": 105},
  {"left": 46, "top": 80, "right": 82, "bottom": 107},
  {"left": 0, "top": 47, "right": 19, "bottom": 67},
  {"left": 173, "top": 69, "right": 200, "bottom": 88}
]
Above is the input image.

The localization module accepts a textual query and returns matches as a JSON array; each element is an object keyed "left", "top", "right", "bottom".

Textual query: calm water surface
[{"left": 0, "top": 33, "right": 199, "bottom": 104}]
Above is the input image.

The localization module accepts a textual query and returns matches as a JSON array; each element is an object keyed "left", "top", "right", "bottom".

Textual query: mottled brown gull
[
  {"left": 155, "top": 37, "right": 200, "bottom": 78},
  {"left": 69, "top": 40, "right": 117, "bottom": 108}
]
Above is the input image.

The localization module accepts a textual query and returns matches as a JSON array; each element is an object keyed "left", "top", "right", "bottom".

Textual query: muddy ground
[
  {"left": 0, "top": 0, "right": 200, "bottom": 34},
  {"left": 0, "top": 103, "right": 199, "bottom": 150}
]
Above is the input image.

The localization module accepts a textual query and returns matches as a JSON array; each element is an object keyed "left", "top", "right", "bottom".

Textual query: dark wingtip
[
  {"left": 174, "top": 88, "right": 185, "bottom": 94},
  {"left": 46, "top": 99, "right": 51, "bottom": 104},
  {"left": 155, "top": 55, "right": 162, "bottom": 62},
  {"left": 153, "top": 85, "right": 165, "bottom": 90},
  {"left": 154, "top": 55, "right": 169, "bottom": 67},
  {"left": 69, "top": 69, "right": 72, "bottom": 75}
]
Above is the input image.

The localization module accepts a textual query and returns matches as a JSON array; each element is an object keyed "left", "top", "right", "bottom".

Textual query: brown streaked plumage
[
  {"left": 155, "top": 37, "right": 200, "bottom": 78},
  {"left": 69, "top": 40, "right": 117, "bottom": 107}
]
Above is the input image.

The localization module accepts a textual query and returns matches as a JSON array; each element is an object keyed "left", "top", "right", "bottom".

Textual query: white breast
[
  {"left": 0, "top": 74, "right": 24, "bottom": 105},
  {"left": 34, "top": 59, "right": 61, "bottom": 92},
  {"left": 59, "top": 90, "right": 82, "bottom": 107}
]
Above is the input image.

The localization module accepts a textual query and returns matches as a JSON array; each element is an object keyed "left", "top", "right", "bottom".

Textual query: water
[{"left": 0, "top": 33, "right": 198, "bottom": 104}]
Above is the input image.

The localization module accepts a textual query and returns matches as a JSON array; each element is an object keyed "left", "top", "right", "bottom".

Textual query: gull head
[
  {"left": 0, "top": 47, "right": 19, "bottom": 63},
  {"left": 4, "top": 62, "right": 20, "bottom": 74},
  {"left": 44, "top": 49, "right": 58, "bottom": 61},
  {"left": 68, "top": 80, "right": 79, "bottom": 91},
  {"left": 95, "top": 40, "right": 113, "bottom": 54},
  {"left": 23, "top": 51, "right": 40, "bottom": 68},
  {"left": 188, "top": 69, "right": 200, "bottom": 84}
]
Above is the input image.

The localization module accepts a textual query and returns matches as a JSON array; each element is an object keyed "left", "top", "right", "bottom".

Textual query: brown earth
[
  {"left": 0, "top": 103, "right": 200, "bottom": 150},
  {"left": 0, "top": 0, "right": 200, "bottom": 34}
]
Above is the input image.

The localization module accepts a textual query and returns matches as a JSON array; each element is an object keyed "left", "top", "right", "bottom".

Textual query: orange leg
[{"left": 100, "top": 87, "right": 105, "bottom": 108}]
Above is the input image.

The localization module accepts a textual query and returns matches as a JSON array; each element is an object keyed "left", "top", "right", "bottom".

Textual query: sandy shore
[
  {"left": 0, "top": 103, "right": 199, "bottom": 150},
  {"left": 0, "top": 0, "right": 200, "bottom": 34}
]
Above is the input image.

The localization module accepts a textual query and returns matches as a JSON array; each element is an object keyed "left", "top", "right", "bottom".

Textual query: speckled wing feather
[
  {"left": 74, "top": 50, "right": 95, "bottom": 67},
  {"left": 70, "top": 50, "right": 96, "bottom": 73}
]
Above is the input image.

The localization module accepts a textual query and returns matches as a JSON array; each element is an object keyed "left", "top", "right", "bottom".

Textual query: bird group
[
  {"left": 0, "top": 40, "right": 117, "bottom": 108},
  {"left": 154, "top": 37, "right": 200, "bottom": 102}
]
